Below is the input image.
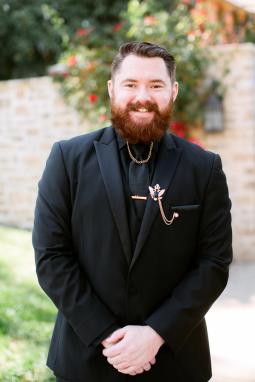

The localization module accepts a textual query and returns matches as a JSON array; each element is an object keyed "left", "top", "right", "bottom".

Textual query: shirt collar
[{"left": 116, "top": 133, "right": 126, "bottom": 150}]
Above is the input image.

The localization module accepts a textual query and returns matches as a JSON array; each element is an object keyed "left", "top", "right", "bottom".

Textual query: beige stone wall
[
  {"left": 0, "top": 43, "right": 254, "bottom": 260},
  {"left": 0, "top": 77, "right": 90, "bottom": 229},
  {"left": 190, "top": 43, "right": 255, "bottom": 261}
]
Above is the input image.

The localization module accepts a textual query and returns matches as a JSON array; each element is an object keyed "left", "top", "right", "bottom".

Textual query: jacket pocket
[{"left": 171, "top": 204, "right": 200, "bottom": 211}]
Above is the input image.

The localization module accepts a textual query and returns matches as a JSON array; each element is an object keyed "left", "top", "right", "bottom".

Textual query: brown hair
[{"left": 111, "top": 41, "right": 176, "bottom": 83}]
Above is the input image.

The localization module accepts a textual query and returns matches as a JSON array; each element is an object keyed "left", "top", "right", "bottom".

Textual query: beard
[{"left": 110, "top": 98, "right": 174, "bottom": 144}]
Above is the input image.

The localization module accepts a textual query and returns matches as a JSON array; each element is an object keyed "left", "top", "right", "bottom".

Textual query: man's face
[{"left": 108, "top": 54, "right": 178, "bottom": 143}]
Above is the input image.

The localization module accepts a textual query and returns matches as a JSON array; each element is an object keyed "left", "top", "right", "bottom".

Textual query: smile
[
  {"left": 130, "top": 109, "right": 154, "bottom": 121},
  {"left": 131, "top": 108, "right": 153, "bottom": 114},
  {"left": 137, "top": 108, "right": 149, "bottom": 112}
]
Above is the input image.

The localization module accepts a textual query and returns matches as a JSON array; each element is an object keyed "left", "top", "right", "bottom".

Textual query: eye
[
  {"left": 151, "top": 84, "right": 163, "bottom": 89},
  {"left": 124, "top": 83, "right": 135, "bottom": 88}
]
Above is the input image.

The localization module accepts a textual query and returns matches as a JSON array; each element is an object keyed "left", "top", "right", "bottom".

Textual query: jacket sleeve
[
  {"left": 145, "top": 154, "right": 232, "bottom": 353},
  {"left": 32, "top": 142, "right": 118, "bottom": 347}
]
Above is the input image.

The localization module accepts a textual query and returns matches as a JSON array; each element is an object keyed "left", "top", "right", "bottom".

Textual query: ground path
[{"left": 207, "top": 262, "right": 255, "bottom": 382}]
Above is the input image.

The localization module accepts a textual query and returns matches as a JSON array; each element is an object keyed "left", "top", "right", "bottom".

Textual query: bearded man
[{"left": 32, "top": 42, "right": 232, "bottom": 382}]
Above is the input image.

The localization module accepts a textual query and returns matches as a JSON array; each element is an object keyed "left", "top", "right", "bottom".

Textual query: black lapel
[
  {"left": 130, "top": 133, "right": 182, "bottom": 269},
  {"left": 94, "top": 127, "right": 132, "bottom": 263}
]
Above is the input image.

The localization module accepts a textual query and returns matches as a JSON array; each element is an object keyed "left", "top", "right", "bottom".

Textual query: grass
[{"left": 0, "top": 225, "right": 56, "bottom": 382}]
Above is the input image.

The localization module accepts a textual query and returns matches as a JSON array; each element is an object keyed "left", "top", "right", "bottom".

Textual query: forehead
[{"left": 114, "top": 54, "right": 170, "bottom": 82}]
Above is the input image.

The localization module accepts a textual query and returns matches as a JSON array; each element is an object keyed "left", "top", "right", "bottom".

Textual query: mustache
[
  {"left": 126, "top": 101, "right": 160, "bottom": 113},
  {"left": 110, "top": 98, "right": 173, "bottom": 144}
]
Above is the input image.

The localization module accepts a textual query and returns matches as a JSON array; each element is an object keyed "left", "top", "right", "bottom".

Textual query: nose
[{"left": 134, "top": 86, "right": 151, "bottom": 103}]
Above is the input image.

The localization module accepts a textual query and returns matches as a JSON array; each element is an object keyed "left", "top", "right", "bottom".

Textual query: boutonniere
[{"left": 149, "top": 184, "right": 179, "bottom": 226}]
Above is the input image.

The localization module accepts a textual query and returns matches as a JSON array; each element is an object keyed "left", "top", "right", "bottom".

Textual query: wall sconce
[{"left": 204, "top": 92, "right": 224, "bottom": 132}]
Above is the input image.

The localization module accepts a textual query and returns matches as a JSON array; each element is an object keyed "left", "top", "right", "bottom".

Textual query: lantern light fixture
[{"left": 204, "top": 91, "right": 224, "bottom": 132}]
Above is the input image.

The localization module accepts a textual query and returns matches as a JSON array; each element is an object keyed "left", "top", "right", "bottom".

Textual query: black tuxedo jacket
[{"left": 32, "top": 126, "right": 232, "bottom": 382}]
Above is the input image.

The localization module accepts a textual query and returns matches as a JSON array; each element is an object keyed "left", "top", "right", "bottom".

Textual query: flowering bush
[{"left": 51, "top": 0, "right": 214, "bottom": 142}]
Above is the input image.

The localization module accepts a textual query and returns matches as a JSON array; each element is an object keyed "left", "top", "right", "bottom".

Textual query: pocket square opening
[{"left": 171, "top": 204, "right": 200, "bottom": 211}]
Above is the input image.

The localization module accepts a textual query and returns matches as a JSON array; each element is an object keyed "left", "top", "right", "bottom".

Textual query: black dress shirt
[
  {"left": 116, "top": 132, "right": 161, "bottom": 251},
  {"left": 92, "top": 132, "right": 161, "bottom": 346}
]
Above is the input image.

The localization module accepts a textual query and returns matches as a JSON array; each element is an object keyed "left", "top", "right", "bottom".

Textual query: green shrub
[{"left": 53, "top": 0, "right": 212, "bottom": 131}]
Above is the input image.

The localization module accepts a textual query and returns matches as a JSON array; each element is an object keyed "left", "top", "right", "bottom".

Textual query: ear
[
  {"left": 172, "top": 81, "right": 179, "bottom": 102},
  {"left": 107, "top": 79, "right": 113, "bottom": 99}
]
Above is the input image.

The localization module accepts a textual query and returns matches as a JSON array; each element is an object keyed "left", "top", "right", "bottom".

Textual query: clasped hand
[{"left": 101, "top": 325, "right": 164, "bottom": 376}]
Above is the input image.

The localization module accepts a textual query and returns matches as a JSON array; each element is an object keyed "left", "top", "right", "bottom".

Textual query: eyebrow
[
  {"left": 121, "top": 79, "right": 167, "bottom": 85},
  {"left": 121, "top": 79, "right": 137, "bottom": 84},
  {"left": 150, "top": 79, "right": 166, "bottom": 85}
]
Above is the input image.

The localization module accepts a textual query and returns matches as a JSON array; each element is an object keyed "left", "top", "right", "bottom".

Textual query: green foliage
[
  {"left": 0, "top": 225, "right": 56, "bottom": 382},
  {"left": 53, "top": 0, "right": 211, "bottom": 127},
  {"left": 1, "top": 0, "right": 254, "bottom": 81},
  {"left": 0, "top": 0, "right": 126, "bottom": 79}
]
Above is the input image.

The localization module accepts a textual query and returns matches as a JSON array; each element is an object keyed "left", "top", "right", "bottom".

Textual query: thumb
[{"left": 105, "top": 328, "right": 125, "bottom": 343}]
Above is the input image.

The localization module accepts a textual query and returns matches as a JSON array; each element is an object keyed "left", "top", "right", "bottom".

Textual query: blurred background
[{"left": 0, "top": 0, "right": 254, "bottom": 381}]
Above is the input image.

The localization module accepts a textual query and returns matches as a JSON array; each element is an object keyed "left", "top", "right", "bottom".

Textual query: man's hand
[
  {"left": 102, "top": 325, "right": 164, "bottom": 375},
  {"left": 101, "top": 333, "right": 120, "bottom": 349}
]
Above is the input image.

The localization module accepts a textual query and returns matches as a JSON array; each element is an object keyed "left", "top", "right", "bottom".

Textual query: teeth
[{"left": 137, "top": 108, "right": 148, "bottom": 112}]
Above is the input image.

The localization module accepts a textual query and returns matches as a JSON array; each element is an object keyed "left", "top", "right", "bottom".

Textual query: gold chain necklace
[{"left": 126, "top": 141, "right": 154, "bottom": 164}]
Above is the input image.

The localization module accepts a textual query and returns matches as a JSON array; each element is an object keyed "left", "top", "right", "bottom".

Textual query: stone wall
[
  {"left": 190, "top": 43, "right": 255, "bottom": 261},
  {"left": 0, "top": 77, "right": 89, "bottom": 229},
  {"left": 0, "top": 43, "right": 254, "bottom": 260}
]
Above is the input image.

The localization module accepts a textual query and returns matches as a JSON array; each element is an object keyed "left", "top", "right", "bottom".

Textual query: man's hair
[{"left": 111, "top": 41, "right": 176, "bottom": 83}]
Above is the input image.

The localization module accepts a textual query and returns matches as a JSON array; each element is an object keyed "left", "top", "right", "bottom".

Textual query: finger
[
  {"left": 115, "top": 360, "right": 138, "bottom": 372},
  {"left": 117, "top": 366, "right": 135, "bottom": 374},
  {"left": 107, "top": 356, "right": 125, "bottom": 367},
  {"left": 103, "top": 343, "right": 123, "bottom": 358},
  {"left": 118, "top": 366, "right": 143, "bottom": 375},
  {"left": 112, "top": 361, "right": 130, "bottom": 370},
  {"left": 101, "top": 340, "right": 112, "bottom": 348},
  {"left": 123, "top": 370, "right": 136, "bottom": 376},
  {"left": 105, "top": 328, "right": 125, "bottom": 344},
  {"left": 143, "top": 363, "right": 151, "bottom": 371},
  {"left": 150, "top": 357, "right": 156, "bottom": 365}
]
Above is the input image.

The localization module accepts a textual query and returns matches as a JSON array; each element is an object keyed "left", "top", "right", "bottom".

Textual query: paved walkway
[{"left": 207, "top": 262, "right": 255, "bottom": 382}]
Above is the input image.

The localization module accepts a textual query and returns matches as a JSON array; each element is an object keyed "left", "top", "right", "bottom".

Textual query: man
[{"left": 32, "top": 42, "right": 232, "bottom": 382}]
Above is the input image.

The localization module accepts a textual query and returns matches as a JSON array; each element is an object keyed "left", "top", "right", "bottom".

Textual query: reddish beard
[{"left": 110, "top": 99, "right": 173, "bottom": 144}]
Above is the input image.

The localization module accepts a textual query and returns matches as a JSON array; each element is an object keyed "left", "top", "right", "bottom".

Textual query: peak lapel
[
  {"left": 130, "top": 134, "right": 182, "bottom": 269},
  {"left": 94, "top": 128, "right": 132, "bottom": 264}
]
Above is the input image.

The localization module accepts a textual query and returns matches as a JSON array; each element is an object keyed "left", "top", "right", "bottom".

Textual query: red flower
[
  {"left": 113, "top": 23, "right": 123, "bottom": 32},
  {"left": 75, "top": 28, "right": 91, "bottom": 37},
  {"left": 144, "top": 16, "right": 157, "bottom": 26},
  {"left": 188, "top": 136, "right": 203, "bottom": 147},
  {"left": 171, "top": 121, "right": 187, "bottom": 138},
  {"left": 99, "top": 114, "right": 108, "bottom": 122},
  {"left": 67, "top": 56, "right": 78, "bottom": 67},
  {"left": 86, "top": 61, "right": 97, "bottom": 72},
  {"left": 88, "top": 94, "right": 98, "bottom": 104}
]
